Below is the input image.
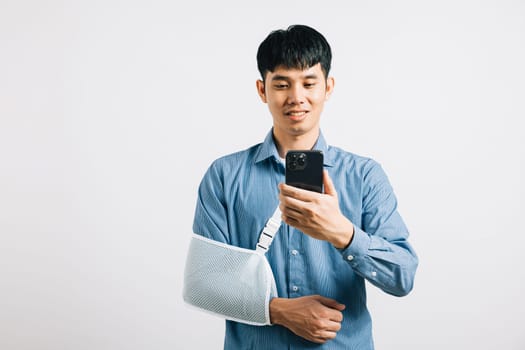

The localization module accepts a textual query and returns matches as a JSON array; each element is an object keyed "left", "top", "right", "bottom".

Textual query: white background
[{"left": 1, "top": 0, "right": 524, "bottom": 349}]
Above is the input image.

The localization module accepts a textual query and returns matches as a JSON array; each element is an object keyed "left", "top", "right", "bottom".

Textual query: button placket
[{"left": 288, "top": 228, "right": 304, "bottom": 296}]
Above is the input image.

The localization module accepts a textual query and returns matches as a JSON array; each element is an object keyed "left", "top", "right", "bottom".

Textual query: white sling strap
[{"left": 256, "top": 206, "right": 282, "bottom": 253}]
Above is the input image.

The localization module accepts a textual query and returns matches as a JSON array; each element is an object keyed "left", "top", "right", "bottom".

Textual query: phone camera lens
[{"left": 297, "top": 153, "right": 306, "bottom": 166}]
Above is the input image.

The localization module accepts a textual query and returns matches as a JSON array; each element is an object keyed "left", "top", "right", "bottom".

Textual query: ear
[
  {"left": 325, "top": 77, "right": 335, "bottom": 100},
  {"left": 256, "top": 79, "right": 267, "bottom": 103}
]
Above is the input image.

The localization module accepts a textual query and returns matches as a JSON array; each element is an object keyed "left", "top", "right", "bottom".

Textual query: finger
[
  {"left": 281, "top": 208, "right": 302, "bottom": 223},
  {"left": 323, "top": 320, "right": 342, "bottom": 333},
  {"left": 279, "top": 183, "right": 317, "bottom": 202},
  {"left": 316, "top": 295, "right": 346, "bottom": 311},
  {"left": 323, "top": 170, "right": 337, "bottom": 197},
  {"left": 327, "top": 309, "right": 344, "bottom": 323},
  {"left": 316, "top": 331, "right": 338, "bottom": 343},
  {"left": 280, "top": 207, "right": 305, "bottom": 228},
  {"left": 279, "top": 193, "right": 310, "bottom": 214},
  {"left": 282, "top": 215, "right": 299, "bottom": 227},
  {"left": 310, "top": 336, "right": 328, "bottom": 344},
  {"left": 313, "top": 327, "right": 339, "bottom": 343}
]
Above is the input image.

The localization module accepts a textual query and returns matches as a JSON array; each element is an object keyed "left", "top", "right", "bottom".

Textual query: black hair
[{"left": 256, "top": 24, "right": 332, "bottom": 81}]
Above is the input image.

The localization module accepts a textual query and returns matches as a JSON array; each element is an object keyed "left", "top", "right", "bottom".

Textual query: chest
[{"left": 223, "top": 161, "right": 364, "bottom": 250}]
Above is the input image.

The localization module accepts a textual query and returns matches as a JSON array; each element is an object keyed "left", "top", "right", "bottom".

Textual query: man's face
[{"left": 256, "top": 63, "right": 334, "bottom": 141}]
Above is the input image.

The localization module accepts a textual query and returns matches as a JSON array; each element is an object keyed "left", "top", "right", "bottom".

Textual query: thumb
[
  {"left": 323, "top": 170, "right": 337, "bottom": 196},
  {"left": 316, "top": 295, "right": 346, "bottom": 311}
]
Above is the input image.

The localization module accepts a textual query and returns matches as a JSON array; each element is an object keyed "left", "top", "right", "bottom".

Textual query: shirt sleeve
[
  {"left": 339, "top": 160, "right": 418, "bottom": 297},
  {"left": 192, "top": 161, "right": 230, "bottom": 244}
]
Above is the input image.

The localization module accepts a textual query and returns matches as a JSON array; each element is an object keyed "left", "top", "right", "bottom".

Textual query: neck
[{"left": 273, "top": 128, "right": 320, "bottom": 158}]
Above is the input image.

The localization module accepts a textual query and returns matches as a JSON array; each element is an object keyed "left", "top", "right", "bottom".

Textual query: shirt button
[
  {"left": 371, "top": 271, "right": 377, "bottom": 277},
  {"left": 291, "top": 249, "right": 298, "bottom": 256},
  {"left": 347, "top": 255, "right": 354, "bottom": 261},
  {"left": 292, "top": 286, "right": 299, "bottom": 292}
]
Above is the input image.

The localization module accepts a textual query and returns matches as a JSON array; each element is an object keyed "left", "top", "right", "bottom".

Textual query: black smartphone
[{"left": 285, "top": 150, "right": 324, "bottom": 193}]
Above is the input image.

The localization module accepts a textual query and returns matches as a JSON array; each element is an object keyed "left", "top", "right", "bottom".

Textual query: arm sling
[{"left": 183, "top": 207, "right": 281, "bottom": 326}]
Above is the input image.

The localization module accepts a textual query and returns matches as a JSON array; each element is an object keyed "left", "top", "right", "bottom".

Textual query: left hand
[{"left": 279, "top": 170, "right": 354, "bottom": 249}]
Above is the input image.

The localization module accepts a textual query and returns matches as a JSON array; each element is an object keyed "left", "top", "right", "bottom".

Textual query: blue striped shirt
[{"left": 192, "top": 130, "right": 418, "bottom": 349}]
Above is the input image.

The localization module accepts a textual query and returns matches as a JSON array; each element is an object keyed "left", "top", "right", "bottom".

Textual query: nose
[{"left": 286, "top": 85, "right": 306, "bottom": 105}]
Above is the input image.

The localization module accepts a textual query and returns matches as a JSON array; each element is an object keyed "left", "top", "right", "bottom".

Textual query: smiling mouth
[{"left": 286, "top": 111, "right": 308, "bottom": 120}]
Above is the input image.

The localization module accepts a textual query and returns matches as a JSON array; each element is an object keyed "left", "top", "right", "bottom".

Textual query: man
[{"left": 191, "top": 24, "right": 418, "bottom": 349}]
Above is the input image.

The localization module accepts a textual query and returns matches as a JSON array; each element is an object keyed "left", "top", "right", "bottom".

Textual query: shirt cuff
[{"left": 339, "top": 225, "right": 370, "bottom": 264}]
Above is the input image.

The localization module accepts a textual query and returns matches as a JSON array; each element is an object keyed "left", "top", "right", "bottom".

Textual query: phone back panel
[{"left": 285, "top": 150, "right": 324, "bottom": 193}]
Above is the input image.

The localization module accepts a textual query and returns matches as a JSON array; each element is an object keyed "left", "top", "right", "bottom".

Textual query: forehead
[{"left": 266, "top": 63, "right": 324, "bottom": 81}]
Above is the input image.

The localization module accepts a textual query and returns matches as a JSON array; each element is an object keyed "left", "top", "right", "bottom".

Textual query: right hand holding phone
[{"left": 278, "top": 170, "right": 354, "bottom": 249}]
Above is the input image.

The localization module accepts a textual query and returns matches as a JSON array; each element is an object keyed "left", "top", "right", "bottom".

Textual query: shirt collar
[{"left": 254, "top": 129, "right": 335, "bottom": 167}]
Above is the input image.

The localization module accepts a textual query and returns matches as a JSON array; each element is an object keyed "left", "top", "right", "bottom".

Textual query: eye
[
  {"left": 274, "top": 83, "right": 289, "bottom": 89},
  {"left": 303, "top": 79, "right": 317, "bottom": 89},
  {"left": 304, "top": 80, "right": 317, "bottom": 88}
]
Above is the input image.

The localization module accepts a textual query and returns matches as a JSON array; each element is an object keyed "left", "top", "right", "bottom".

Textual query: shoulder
[
  {"left": 209, "top": 143, "right": 261, "bottom": 170},
  {"left": 326, "top": 144, "right": 393, "bottom": 203},
  {"left": 327, "top": 145, "right": 382, "bottom": 178},
  {"left": 203, "top": 142, "right": 263, "bottom": 183}
]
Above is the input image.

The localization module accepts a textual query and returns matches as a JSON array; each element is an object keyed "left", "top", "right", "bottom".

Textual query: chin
[{"left": 287, "top": 126, "right": 311, "bottom": 137}]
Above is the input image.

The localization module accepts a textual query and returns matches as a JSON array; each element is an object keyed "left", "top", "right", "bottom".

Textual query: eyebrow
[{"left": 270, "top": 74, "right": 320, "bottom": 81}]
